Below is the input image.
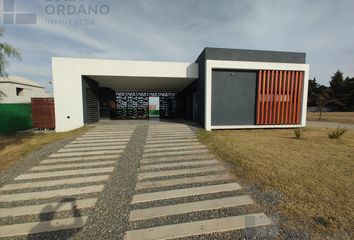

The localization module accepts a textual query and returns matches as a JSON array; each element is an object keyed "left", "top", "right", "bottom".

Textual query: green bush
[
  {"left": 294, "top": 128, "right": 304, "bottom": 139},
  {"left": 328, "top": 127, "right": 349, "bottom": 139}
]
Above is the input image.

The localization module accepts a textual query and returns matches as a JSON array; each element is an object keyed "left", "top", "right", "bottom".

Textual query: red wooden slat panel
[
  {"left": 257, "top": 71, "right": 262, "bottom": 125},
  {"left": 296, "top": 72, "right": 304, "bottom": 124},
  {"left": 31, "top": 97, "right": 56, "bottom": 129},
  {"left": 255, "top": 70, "right": 303, "bottom": 126},
  {"left": 293, "top": 71, "right": 299, "bottom": 123}
]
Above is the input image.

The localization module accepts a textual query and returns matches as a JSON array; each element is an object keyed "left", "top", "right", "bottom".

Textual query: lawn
[
  {"left": 307, "top": 112, "right": 354, "bottom": 124},
  {"left": 0, "top": 127, "right": 91, "bottom": 172},
  {"left": 199, "top": 127, "right": 354, "bottom": 239}
]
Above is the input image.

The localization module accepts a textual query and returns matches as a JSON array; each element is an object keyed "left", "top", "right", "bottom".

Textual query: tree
[
  {"left": 315, "top": 89, "right": 346, "bottom": 120},
  {"left": 307, "top": 78, "right": 320, "bottom": 106},
  {"left": 0, "top": 27, "right": 21, "bottom": 101},
  {"left": 329, "top": 70, "right": 344, "bottom": 99},
  {"left": 343, "top": 77, "right": 354, "bottom": 111}
]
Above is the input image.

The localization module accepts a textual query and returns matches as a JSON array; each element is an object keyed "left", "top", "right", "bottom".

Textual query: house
[
  {"left": 52, "top": 47, "right": 309, "bottom": 132},
  {"left": 0, "top": 75, "right": 49, "bottom": 103}
]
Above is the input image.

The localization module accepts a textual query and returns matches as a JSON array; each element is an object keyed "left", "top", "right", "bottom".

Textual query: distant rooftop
[{"left": 0, "top": 75, "right": 45, "bottom": 88}]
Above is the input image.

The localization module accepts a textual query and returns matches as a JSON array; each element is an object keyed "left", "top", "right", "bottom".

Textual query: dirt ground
[{"left": 199, "top": 127, "right": 354, "bottom": 239}]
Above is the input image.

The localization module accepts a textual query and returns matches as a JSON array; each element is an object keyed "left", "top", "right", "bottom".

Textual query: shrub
[
  {"left": 294, "top": 128, "right": 304, "bottom": 139},
  {"left": 328, "top": 127, "right": 349, "bottom": 139}
]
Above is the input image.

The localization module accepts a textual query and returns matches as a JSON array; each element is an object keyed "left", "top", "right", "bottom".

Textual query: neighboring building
[
  {"left": 52, "top": 47, "right": 309, "bottom": 132},
  {"left": 0, "top": 75, "right": 49, "bottom": 103}
]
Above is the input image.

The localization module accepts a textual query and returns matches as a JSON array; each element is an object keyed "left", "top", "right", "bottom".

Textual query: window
[{"left": 16, "top": 87, "right": 24, "bottom": 96}]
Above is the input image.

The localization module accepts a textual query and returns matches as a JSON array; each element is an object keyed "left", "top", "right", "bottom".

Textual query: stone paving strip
[
  {"left": 138, "top": 165, "right": 226, "bottom": 180},
  {"left": 132, "top": 183, "right": 241, "bottom": 204},
  {"left": 30, "top": 160, "right": 116, "bottom": 171},
  {"left": 64, "top": 142, "right": 128, "bottom": 148},
  {"left": 50, "top": 149, "right": 124, "bottom": 158},
  {"left": 145, "top": 138, "right": 199, "bottom": 144},
  {"left": 144, "top": 142, "right": 203, "bottom": 148},
  {"left": 140, "top": 154, "right": 212, "bottom": 164},
  {"left": 146, "top": 136, "right": 197, "bottom": 141},
  {"left": 0, "top": 185, "right": 104, "bottom": 202},
  {"left": 71, "top": 139, "right": 130, "bottom": 144},
  {"left": 0, "top": 216, "right": 88, "bottom": 238},
  {"left": 41, "top": 154, "right": 119, "bottom": 164},
  {"left": 76, "top": 136, "right": 131, "bottom": 141},
  {"left": 136, "top": 173, "right": 232, "bottom": 190},
  {"left": 15, "top": 167, "right": 115, "bottom": 181},
  {"left": 125, "top": 213, "right": 271, "bottom": 240},
  {"left": 139, "top": 159, "right": 219, "bottom": 171},
  {"left": 129, "top": 195, "right": 253, "bottom": 221},
  {"left": 0, "top": 198, "right": 97, "bottom": 218},
  {"left": 143, "top": 149, "right": 209, "bottom": 158},
  {"left": 58, "top": 145, "right": 126, "bottom": 153},
  {"left": 0, "top": 175, "right": 110, "bottom": 191},
  {"left": 143, "top": 145, "right": 206, "bottom": 153},
  {"left": 83, "top": 131, "right": 134, "bottom": 135}
]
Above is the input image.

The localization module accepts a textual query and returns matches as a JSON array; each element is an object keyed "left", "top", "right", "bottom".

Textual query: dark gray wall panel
[
  {"left": 205, "top": 47, "right": 306, "bottom": 64},
  {"left": 194, "top": 50, "right": 206, "bottom": 127},
  {"left": 211, "top": 70, "right": 257, "bottom": 125},
  {"left": 82, "top": 76, "right": 99, "bottom": 124}
]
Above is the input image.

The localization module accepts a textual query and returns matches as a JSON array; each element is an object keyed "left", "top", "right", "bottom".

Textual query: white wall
[
  {"left": 205, "top": 60, "right": 310, "bottom": 130},
  {"left": 0, "top": 82, "right": 49, "bottom": 104},
  {"left": 52, "top": 58, "right": 199, "bottom": 132}
]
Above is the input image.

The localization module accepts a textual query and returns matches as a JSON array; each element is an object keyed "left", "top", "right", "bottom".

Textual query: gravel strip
[{"left": 71, "top": 124, "right": 147, "bottom": 240}]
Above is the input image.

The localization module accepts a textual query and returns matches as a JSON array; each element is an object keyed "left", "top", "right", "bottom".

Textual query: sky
[{"left": 2, "top": 0, "right": 354, "bottom": 93}]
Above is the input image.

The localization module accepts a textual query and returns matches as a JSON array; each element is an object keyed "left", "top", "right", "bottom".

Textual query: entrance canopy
[
  {"left": 87, "top": 75, "right": 196, "bottom": 92},
  {"left": 52, "top": 57, "right": 198, "bottom": 132}
]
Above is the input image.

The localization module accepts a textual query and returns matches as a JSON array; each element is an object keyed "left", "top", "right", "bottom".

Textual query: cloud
[{"left": 2, "top": 0, "right": 354, "bottom": 93}]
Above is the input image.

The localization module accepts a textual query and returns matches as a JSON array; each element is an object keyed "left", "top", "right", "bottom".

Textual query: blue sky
[{"left": 2, "top": 0, "right": 354, "bottom": 93}]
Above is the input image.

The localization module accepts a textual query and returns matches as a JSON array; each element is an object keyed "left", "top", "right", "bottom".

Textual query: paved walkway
[{"left": 0, "top": 121, "right": 272, "bottom": 239}]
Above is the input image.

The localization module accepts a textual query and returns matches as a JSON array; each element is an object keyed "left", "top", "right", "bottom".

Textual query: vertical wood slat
[
  {"left": 265, "top": 70, "right": 270, "bottom": 124},
  {"left": 273, "top": 71, "right": 278, "bottom": 124},
  {"left": 293, "top": 71, "right": 299, "bottom": 123},
  {"left": 269, "top": 71, "right": 274, "bottom": 124},
  {"left": 296, "top": 72, "right": 304, "bottom": 124},
  {"left": 290, "top": 71, "right": 295, "bottom": 124},
  {"left": 281, "top": 71, "right": 286, "bottom": 124},
  {"left": 257, "top": 71, "right": 262, "bottom": 125},
  {"left": 277, "top": 71, "right": 282, "bottom": 124},
  {"left": 285, "top": 71, "right": 291, "bottom": 124},
  {"left": 261, "top": 70, "right": 266, "bottom": 124}
]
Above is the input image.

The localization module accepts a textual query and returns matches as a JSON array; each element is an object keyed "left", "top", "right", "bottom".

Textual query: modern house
[
  {"left": 0, "top": 75, "right": 49, "bottom": 103},
  {"left": 52, "top": 47, "right": 309, "bottom": 132}
]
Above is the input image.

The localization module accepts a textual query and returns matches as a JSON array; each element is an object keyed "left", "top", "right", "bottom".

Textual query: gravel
[{"left": 70, "top": 124, "right": 147, "bottom": 240}]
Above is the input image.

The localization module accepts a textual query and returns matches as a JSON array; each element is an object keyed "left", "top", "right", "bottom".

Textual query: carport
[{"left": 52, "top": 58, "right": 199, "bottom": 132}]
